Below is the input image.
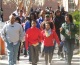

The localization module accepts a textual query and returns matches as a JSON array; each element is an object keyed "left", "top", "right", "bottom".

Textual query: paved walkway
[{"left": 0, "top": 50, "right": 80, "bottom": 65}]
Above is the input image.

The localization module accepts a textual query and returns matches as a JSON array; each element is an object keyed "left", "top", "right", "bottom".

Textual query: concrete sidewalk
[{"left": 0, "top": 53, "right": 80, "bottom": 65}]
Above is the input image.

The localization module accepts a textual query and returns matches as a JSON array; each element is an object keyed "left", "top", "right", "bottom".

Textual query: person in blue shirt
[{"left": 25, "top": 13, "right": 40, "bottom": 32}]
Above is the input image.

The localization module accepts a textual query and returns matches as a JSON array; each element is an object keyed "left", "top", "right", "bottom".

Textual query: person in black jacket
[
  {"left": 61, "top": 7, "right": 67, "bottom": 17},
  {"left": 54, "top": 9, "right": 65, "bottom": 59},
  {"left": 15, "top": 17, "right": 22, "bottom": 61}
]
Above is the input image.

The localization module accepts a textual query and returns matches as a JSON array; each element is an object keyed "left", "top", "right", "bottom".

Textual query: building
[
  {"left": 61, "top": 0, "right": 79, "bottom": 12},
  {"left": 1, "top": 0, "right": 59, "bottom": 21}
]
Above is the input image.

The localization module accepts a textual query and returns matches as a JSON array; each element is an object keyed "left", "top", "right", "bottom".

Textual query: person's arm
[
  {"left": 60, "top": 23, "right": 66, "bottom": 36},
  {"left": 25, "top": 31, "right": 29, "bottom": 50},
  {"left": 25, "top": 21, "right": 30, "bottom": 32},
  {"left": 36, "top": 21, "right": 40, "bottom": 29},
  {"left": 40, "top": 31, "right": 44, "bottom": 42},
  {"left": 38, "top": 29, "right": 42, "bottom": 42},
  {"left": 53, "top": 30, "right": 60, "bottom": 45}
]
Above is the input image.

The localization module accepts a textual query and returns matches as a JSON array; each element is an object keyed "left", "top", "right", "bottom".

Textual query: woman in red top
[
  {"left": 25, "top": 20, "right": 41, "bottom": 65},
  {"left": 41, "top": 22, "right": 60, "bottom": 65}
]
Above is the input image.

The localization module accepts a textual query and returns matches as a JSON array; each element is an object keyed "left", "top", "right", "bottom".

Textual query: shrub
[
  {"left": 71, "top": 10, "right": 80, "bottom": 35},
  {"left": 71, "top": 10, "right": 80, "bottom": 22}
]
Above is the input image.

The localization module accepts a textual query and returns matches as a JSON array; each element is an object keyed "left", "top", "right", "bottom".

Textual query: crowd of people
[{"left": 1, "top": 6, "right": 78, "bottom": 65}]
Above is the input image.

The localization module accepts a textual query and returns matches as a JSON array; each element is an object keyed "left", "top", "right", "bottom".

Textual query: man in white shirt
[{"left": 1, "top": 13, "right": 23, "bottom": 65}]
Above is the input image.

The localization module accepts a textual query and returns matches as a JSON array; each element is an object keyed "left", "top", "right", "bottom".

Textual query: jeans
[
  {"left": 6, "top": 41, "right": 20, "bottom": 65},
  {"left": 64, "top": 39, "right": 75, "bottom": 65},
  {"left": 58, "top": 41, "right": 64, "bottom": 58}
]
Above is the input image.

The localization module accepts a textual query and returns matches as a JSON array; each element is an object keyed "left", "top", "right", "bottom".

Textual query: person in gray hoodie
[{"left": 1, "top": 13, "right": 23, "bottom": 65}]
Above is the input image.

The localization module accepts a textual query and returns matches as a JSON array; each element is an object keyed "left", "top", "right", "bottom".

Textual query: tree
[{"left": 3, "top": 0, "right": 45, "bottom": 16}]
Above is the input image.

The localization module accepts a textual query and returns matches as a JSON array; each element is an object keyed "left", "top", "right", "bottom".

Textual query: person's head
[
  {"left": 65, "top": 14, "right": 73, "bottom": 23},
  {"left": 30, "top": 12, "right": 36, "bottom": 20},
  {"left": 55, "top": 9, "right": 61, "bottom": 16},
  {"left": 12, "top": 13, "right": 16, "bottom": 17},
  {"left": 34, "top": 11, "right": 40, "bottom": 19},
  {"left": 19, "top": 10, "right": 23, "bottom": 16},
  {"left": 50, "top": 11, "right": 54, "bottom": 19},
  {"left": 15, "top": 17, "right": 21, "bottom": 24},
  {"left": 49, "top": 7, "right": 52, "bottom": 11},
  {"left": 39, "top": 10, "right": 46, "bottom": 18},
  {"left": 43, "top": 22, "right": 53, "bottom": 30},
  {"left": 45, "top": 14, "right": 50, "bottom": 21},
  {"left": 9, "top": 13, "right": 16, "bottom": 24},
  {"left": 30, "top": 7, "right": 34, "bottom": 13},
  {"left": 25, "top": 16, "right": 30, "bottom": 21},
  {"left": 61, "top": 7, "right": 64, "bottom": 12},
  {"left": 31, "top": 20, "right": 37, "bottom": 27}
]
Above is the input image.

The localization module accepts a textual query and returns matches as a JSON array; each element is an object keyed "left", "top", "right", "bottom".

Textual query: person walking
[
  {"left": 60, "top": 14, "right": 77, "bottom": 65},
  {"left": 25, "top": 13, "right": 40, "bottom": 63},
  {"left": 15, "top": 17, "right": 22, "bottom": 61},
  {"left": 41, "top": 22, "right": 60, "bottom": 65},
  {"left": 54, "top": 9, "right": 65, "bottom": 59},
  {"left": 25, "top": 20, "right": 41, "bottom": 65},
  {"left": 1, "top": 14, "right": 23, "bottom": 65}
]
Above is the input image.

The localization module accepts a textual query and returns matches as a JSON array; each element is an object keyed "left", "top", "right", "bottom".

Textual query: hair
[
  {"left": 39, "top": 10, "right": 46, "bottom": 17},
  {"left": 65, "top": 14, "right": 73, "bottom": 23},
  {"left": 55, "top": 9, "right": 61, "bottom": 16},
  {"left": 43, "top": 22, "right": 53, "bottom": 29},
  {"left": 25, "top": 16, "right": 30, "bottom": 20},
  {"left": 31, "top": 20, "right": 37, "bottom": 27},
  {"left": 12, "top": 13, "right": 16, "bottom": 16},
  {"left": 19, "top": 10, "right": 23, "bottom": 12},
  {"left": 15, "top": 17, "right": 21, "bottom": 24},
  {"left": 34, "top": 11, "right": 40, "bottom": 19},
  {"left": 45, "top": 14, "right": 50, "bottom": 18},
  {"left": 30, "top": 12, "right": 36, "bottom": 21},
  {"left": 9, "top": 13, "right": 16, "bottom": 20}
]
